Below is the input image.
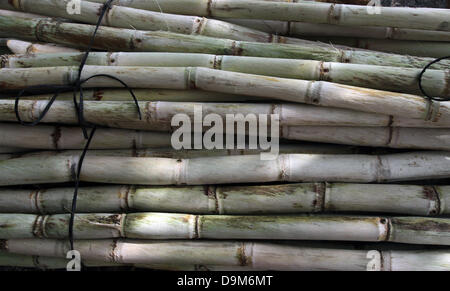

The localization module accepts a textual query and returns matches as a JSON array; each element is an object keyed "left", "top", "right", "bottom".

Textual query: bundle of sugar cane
[
  {"left": 2, "top": 52, "right": 448, "bottom": 97},
  {"left": 1, "top": 66, "right": 449, "bottom": 121},
  {"left": 0, "top": 212, "right": 449, "bottom": 245},
  {"left": 4, "top": 0, "right": 443, "bottom": 59},
  {"left": 1, "top": 11, "right": 449, "bottom": 69},
  {"left": 1, "top": 239, "right": 449, "bottom": 271},
  {"left": 5, "top": 39, "right": 80, "bottom": 55},
  {"left": 0, "top": 0, "right": 449, "bottom": 273},
  {"left": 5, "top": 99, "right": 450, "bottom": 129},
  {"left": 225, "top": 19, "right": 450, "bottom": 42},
  {"left": 0, "top": 183, "right": 447, "bottom": 216},
  {"left": 1, "top": 151, "right": 449, "bottom": 186},
  {"left": 84, "top": 0, "right": 450, "bottom": 31}
]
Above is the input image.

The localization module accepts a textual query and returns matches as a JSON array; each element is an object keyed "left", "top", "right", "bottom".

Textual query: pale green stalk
[
  {"left": 3, "top": 239, "right": 449, "bottom": 271},
  {"left": 85, "top": 0, "right": 450, "bottom": 31},
  {"left": 0, "top": 88, "right": 258, "bottom": 102},
  {"left": 6, "top": 99, "right": 450, "bottom": 128},
  {"left": 0, "top": 212, "right": 448, "bottom": 245},
  {"left": 0, "top": 151, "right": 449, "bottom": 186},
  {"left": 307, "top": 37, "right": 450, "bottom": 58},
  {"left": 0, "top": 123, "right": 172, "bottom": 150},
  {"left": 224, "top": 19, "right": 450, "bottom": 42},
  {"left": 5, "top": 39, "right": 80, "bottom": 54},
  {"left": 0, "top": 183, "right": 447, "bottom": 216}
]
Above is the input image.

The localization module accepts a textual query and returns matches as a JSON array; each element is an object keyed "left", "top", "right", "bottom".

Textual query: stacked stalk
[
  {"left": 0, "top": 151, "right": 449, "bottom": 186},
  {"left": 0, "top": 183, "right": 447, "bottom": 216},
  {"left": 306, "top": 37, "right": 450, "bottom": 58},
  {"left": 1, "top": 119, "right": 450, "bottom": 150},
  {"left": 4, "top": 99, "right": 450, "bottom": 128},
  {"left": 5, "top": 39, "right": 80, "bottom": 55},
  {"left": 1, "top": 66, "right": 449, "bottom": 122},
  {"left": 2, "top": 52, "right": 448, "bottom": 97},
  {"left": 84, "top": 0, "right": 450, "bottom": 31},
  {"left": 1, "top": 11, "right": 450, "bottom": 69},
  {"left": 0, "top": 123, "right": 172, "bottom": 150},
  {"left": 0, "top": 144, "right": 368, "bottom": 161},
  {"left": 0, "top": 212, "right": 449, "bottom": 245},
  {"left": 1, "top": 239, "right": 449, "bottom": 271},
  {"left": 225, "top": 19, "right": 450, "bottom": 42},
  {"left": 0, "top": 88, "right": 258, "bottom": 102}
]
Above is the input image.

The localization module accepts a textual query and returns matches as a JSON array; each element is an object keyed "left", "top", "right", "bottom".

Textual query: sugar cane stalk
[
  {"left": 2, "top": 121, "right": 449, "bottom": 151},
  {"left": 283, "top": 126, "right": 450, "bottom": 150},
  {"left": 0, "top": 251, "right": 253, "bottom": 270},
  {"left": 1, "top": 66, "right": 449, "bottom": 121},
  {"left": 2, "top": 52, "right": 447, "bottom": 97},
  {"left": 0, "top": 123, "right": 172, "bottom": 150},
  {"left": 0, "top": 151, "right": 449, "bottom": 186},
  {"left": 308, "top": 37, "right": 450, "bottom": 58},
  {"left": 5, "top": 39, "right": 80, "bottom": 55},
  {"left": 85, "top": 0, "right": 450, "bottom": 31},
  {"left": 0, "top": 89, "right": 258, "bottom": 103},
  {"left": 0, "top": 251, "right": 121, "bottom": 269},
  {"left": 0, "top": 213, "right": 448, "bottom": 245},
  {"left": 3, "top": 239, "right": 448, "bottom": 271},
  {"left": 0, "top": 143, "right": 364, "bottom": 160},
  {"left": 1, "top": 12, "right": 449, "bottom": 69},
  {"left": 224, "top": 19, "right": 450, "bottom": 42},
  {"left": 8, "top": 99, "right": 450, "bottom": 129},
  {"left": 0, "top": 142, "right": 370, "bottom": 161},
  {"left": 3, "top": 98, "right": 450, "bottom": 128},
  {"left": 0, "top": 183, "right": 447, "bottom": 216},
  {"left": 0, "top": 99, "right": 393, "bottom": 129}
]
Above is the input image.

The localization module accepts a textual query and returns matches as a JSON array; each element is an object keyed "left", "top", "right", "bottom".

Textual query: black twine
[
  {"left": 14, "top": 0, "right": 142, "bottom": 260},
  {"left": 418, "top": 55, "right": 450, "bottom": 102}
]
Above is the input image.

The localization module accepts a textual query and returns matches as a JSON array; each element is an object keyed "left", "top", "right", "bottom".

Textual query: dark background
[{"left": 381, "top": 0, "right": 448, "bottom": 8}]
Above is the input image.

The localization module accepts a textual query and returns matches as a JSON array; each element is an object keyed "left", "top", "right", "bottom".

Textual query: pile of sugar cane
[{"left": 0, "top": 0, "right": 449, "bottom": 271}]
